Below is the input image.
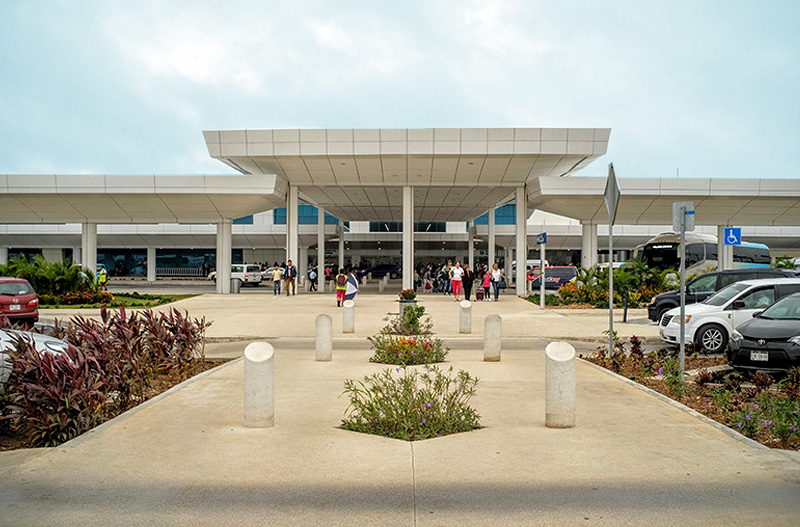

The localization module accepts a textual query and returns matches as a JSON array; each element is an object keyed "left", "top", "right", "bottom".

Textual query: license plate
[
  {"left": 750, "top": 351, "right": 769, "bottom": 362},
  {"left": 9, "top": 305, "right": 20, "bottom": 311}
]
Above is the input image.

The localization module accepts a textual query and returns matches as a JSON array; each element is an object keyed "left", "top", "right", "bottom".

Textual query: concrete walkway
[{"left": 3, "top": 293, "right": 799, "bottom": 525}]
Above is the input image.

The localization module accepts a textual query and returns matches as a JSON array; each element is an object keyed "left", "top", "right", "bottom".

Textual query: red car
[{"left": 0, "top": 278, "right": 39, "bottom": 325}]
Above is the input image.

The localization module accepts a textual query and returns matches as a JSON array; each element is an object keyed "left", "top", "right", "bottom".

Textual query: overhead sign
[
  {"left": 537, "top": 232, "right": 547, "bottom": 245},
  {"left": 672, "top": 202, "right": 695, "bottom": 232},
  {"left": 724, "top": 227, "right": 741, "bottom": 246},
  {"left": 604, "top": 163, "right": 620, "bottom": 225}
]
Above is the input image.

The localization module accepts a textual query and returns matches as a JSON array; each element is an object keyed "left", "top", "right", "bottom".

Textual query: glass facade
[
  {"left": 8, "top": 249, "right": 43, "bottom": 261},
  {"left": 473, "top": 204, "right": 516, "bottom": 225},
  {"left": 233, "top": 215, "right": 254, "bottom": 225},
  {"left": 97, "top": 249, "right": 146, "bottom": 276},
  {"left": 273, "top": 205, "right": 339, "bottom": 225}
]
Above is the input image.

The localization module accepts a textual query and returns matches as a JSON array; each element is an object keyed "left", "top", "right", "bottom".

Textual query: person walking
[
  {"left": 482, "top": 269, "right": 491, "bottom": 301},
  {"left": 335, "top": 268, "right": 347, "bottom": 307},
  {"left": 491, "top": 262, "right": 504, "bottom": 302},
  {"left": 462, "top": 263, "right": 474, "bottom": 301},
  {"left": 97, "top": 265, "right": 108, "bottom": 292},
  {"left": 449, "top": 261, "right": 464, "bottom": 302},
  {"left": 284, "top": 260, "right": 297, "bottom": 296},
  {"left": 309, "top": 268, "right": 317, "bottom": 292},
  {"left": 270, "top": 264, "right": 282, "bottom": 295}
]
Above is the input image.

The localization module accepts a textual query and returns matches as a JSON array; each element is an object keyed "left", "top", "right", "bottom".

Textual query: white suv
[
  {"left": 659, "top": 278, "right": 800, "bottom": 353},
  {"left": 207, "top": 264, "right": 262, "bottom": 287}
]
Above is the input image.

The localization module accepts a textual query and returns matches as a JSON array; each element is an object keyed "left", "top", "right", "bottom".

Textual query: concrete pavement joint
[{"left": 579, "top": 358, "right": 800, "bottom": 466}]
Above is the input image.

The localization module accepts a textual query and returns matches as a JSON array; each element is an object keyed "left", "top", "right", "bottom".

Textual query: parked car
[
  {"left": 647, "top": 268, "right": 797, "bottom": 323},
  {"left": 207, "top": 264, "right": 262, "bottom": 287},
  {"left": 728, "top": 293, "right": 800, "bottom": 374},
  {"left": 261, "top": 267, "right": 284, "bottom": 282},
  {"left": 0, "top": 328, "right": 70, "bottom": 390},
  {"left": 0, "top": 277, "right": 39, "bottom": 326},
  {"left": 527, "top": 266, "right": 578, "bottom": 289},
  {"left": 364, "top": 264, "right": 402, "bottom": 279},
  {"left": 659, "top": 278, "right": 800, "bottom": 353}
]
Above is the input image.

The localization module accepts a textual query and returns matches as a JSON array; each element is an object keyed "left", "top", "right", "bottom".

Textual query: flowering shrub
[
  {"left": 398, "top": 288, "right": 417, "bottom": 300},
  {"left": 38, "top": 290, "right": 115, "bottom": 306},
  {"left": 381, "top": 305, "right": 432, "bottom": 336},
  {"left": 1, "top": 306, "right": 210, "bottom": 447},
  {"left": 368, "top": 334, "right": 447, "bottom": 365},
  {"left": 342, "top": 364, "right": 481, "bottom": 440},
  {"left": 731, "top": 392, "right": 800, "bottom": 447}
]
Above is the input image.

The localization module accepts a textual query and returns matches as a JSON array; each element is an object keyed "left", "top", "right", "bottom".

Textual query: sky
[{"left": 1, "top": 0, "right": 798, "bottom": 179}]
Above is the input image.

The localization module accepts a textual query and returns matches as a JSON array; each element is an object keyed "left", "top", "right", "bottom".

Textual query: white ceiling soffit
[
  {"left": 0, "top": 174, "right": 287, "bottom": 224},
  {"left": 203, "top": 128, "right": 610, "bottom": 185},
  {"left": 527, "top": 177, "right": 800, "bottom": 226}
]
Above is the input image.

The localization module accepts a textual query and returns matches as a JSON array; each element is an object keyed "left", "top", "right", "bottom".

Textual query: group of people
[{"left": 414, "top": 261, "right": 506, "bottom": 302}]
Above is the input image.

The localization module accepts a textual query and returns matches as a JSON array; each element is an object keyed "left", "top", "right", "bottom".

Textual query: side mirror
[
  {"left": 731, "top": 300, "right": 746, "bottom": 310},
  {"left": 752, "top": 311, "right": 763, "bottom": 318}
]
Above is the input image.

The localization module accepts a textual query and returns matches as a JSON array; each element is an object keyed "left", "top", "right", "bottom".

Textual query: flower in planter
[{"left": 398, "top": 288, "right": 417, "bottom": 301}]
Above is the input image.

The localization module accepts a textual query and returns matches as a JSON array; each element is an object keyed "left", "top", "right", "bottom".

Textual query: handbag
[{"left": 498, "top": 279, "right": 507, "bottom": 289}]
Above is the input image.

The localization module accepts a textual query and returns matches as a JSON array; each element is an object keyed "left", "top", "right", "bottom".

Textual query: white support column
[
  {"left": 717, "top": 225, "right": 733, "bottom": 271},
  {"left": 81, "top": 222, "right": 97, "bottom": 271},
  {"left": 216, "top": 219, "right": 232, "bottom": 294},
  {"left": 286, "top": 185, "right": 299, "bottom": 267},
  {"left": 146, "top": 247, "right": 157, "bottom": 282},
  {"left": 299, "top": 246, "right": 309, "bottom": 289},
  {"left": 318, "top": 206, "right": 325, "bottom": 293},
  {"left": 581, "top": 222, "right": 598, "bottom": 269},
  {"left": 488, "top": 207, "right": 496, "bottom": 266},
  {"left": 402, "top": 186, "right": 414, "bottom": 290},
  {"left": 338, "top": 223, "right": 345, "bottom": 269},
  {"left": 73, "top": 246, "right": 82, "bottom": 265},
  {"left": 467, "top": 222, "right": 475, "bottom": 267},
  {"left": 515, "top": 187, "right": 527, "bottom": 296},
  {"left": 0, "top": 246, "right": 7, "bottom": 265}
]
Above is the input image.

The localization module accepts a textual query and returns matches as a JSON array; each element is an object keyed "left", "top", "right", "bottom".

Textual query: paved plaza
[{"left": 2, "top": 291, "right": 800, "bottom": 526}]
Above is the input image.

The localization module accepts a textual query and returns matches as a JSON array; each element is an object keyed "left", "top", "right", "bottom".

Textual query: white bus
[{"left": 633, "top": 232, "right": 770, "bottom": 273}]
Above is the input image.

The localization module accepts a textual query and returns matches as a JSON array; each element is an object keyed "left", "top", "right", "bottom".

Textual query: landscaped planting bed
[{"left": 583, "top": 336, "right": 800, "bottom": 450}]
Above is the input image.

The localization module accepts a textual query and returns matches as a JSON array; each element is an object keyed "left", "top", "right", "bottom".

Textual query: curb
[
  {"left": 579, "top": 358, "right": 800, "bottom": 465},
  {"left": 59, "top": 358, "right": 241, "bottom": 450}
]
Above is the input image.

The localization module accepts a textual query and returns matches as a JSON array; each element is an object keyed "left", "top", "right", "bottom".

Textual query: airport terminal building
[{"left": 1, "top": 128, "right": 799, "bottom": 294}]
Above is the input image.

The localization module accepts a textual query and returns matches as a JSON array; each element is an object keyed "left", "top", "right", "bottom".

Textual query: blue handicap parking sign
[
  {"left": 537, "top": 233, "right": 547, "bottom": 245},
  {"left": 724, "top": 228, "right": 741, "bottom": 246}
]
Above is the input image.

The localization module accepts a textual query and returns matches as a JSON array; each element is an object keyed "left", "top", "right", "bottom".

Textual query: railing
[{"left": 156, "top": 267, "right": 206, "bottom": 277}]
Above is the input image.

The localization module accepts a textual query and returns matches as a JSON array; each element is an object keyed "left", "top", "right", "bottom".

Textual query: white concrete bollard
[
  {"left": 484, "top": 314, "right": 502, "bottom": 361},
  {"left": 378, "top": 280, "right": 385, "bottom": 293},
  {"left": 459, "top": 300, "right": 472, "bottom": 334},
  {"left": 368, "top": 272, "right": 373, "bottom": 281},
  {"left": 244, "top": 342, "right": 275, "bottom": 428},
  {"left": 342, "top": 300, "right": 355, "bottom": 333},
  {"left": 545, "top": 341, "right": 576, "bottom": 429},
  {"left": 315, "top": 314, "right": 332, "bottom": 361}
]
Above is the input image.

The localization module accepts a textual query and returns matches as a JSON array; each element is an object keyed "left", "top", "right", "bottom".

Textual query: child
[{"left": 482, "top": 270, "right": 491, "bottom": 301}]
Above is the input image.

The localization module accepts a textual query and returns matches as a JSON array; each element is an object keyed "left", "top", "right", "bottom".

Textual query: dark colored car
[
  {"left": 647, "top": 268, "right": 798, "bottom": 323},
  {"left": 0, "top": 278, "right": 39, "bottom": 326},
  {"left": 728, "top": 292, "right": 800, "bottom": 374},
  {"left": 364, "top": 264, "right": 402, "bottom": 279},
  {"left": 527, "top": 266, "right": 578, "bottom": 290}
]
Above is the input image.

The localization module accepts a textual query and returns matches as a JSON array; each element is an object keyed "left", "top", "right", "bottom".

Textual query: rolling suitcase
[{"left": 475, "top": 288, "right": 485, "bottom": 301}]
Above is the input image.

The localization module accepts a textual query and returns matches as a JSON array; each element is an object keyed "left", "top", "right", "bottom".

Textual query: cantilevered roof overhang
[
  {"left": 528, "top": 177, "right": 800, "bottom": 226},
  {"left": 0, "top": 174, "right": 286, "bottom": 223},
  {"left": 203, "top": 128, "right": 611, "bottom": 221}
]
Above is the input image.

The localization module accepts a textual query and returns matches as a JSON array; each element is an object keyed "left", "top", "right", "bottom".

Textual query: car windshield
[
  {"left": 758, "top": 295, "right": 800, "bottom": 320},
  {"left": 0, "top": 282, "right": 34, "bottom": 296},
  {"left": 703, "top": 283, "right": 748, "bottom": 307}
]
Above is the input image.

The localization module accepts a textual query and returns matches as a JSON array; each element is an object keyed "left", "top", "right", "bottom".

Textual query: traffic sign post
[
  {"left": 538, "top": 233, "right": 547, "bottom": 310},
  {"left": 672, "top": 201, "right": 695, "bottom": 376},
  {"left": 604, "top": 163, "right": 620, "bottom": 357}
]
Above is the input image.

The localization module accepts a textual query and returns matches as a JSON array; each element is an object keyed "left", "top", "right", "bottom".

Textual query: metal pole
[
  {"left": 540, "top": 243, "right": 545, "bottom": 310},
  {"left": 679, "top": 212, "right": 686, "bottom": 375},
  {"left": 608, "top": 223, "right": 614, "bottom": 356}
]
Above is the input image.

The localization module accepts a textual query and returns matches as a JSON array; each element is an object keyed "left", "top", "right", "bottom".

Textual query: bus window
[
  {"left": 641, "top": 243, "right": 679, "bottom": 269},
  {"left": 704, "top": 243, "right": 718, "bottom": 261},
  {"left": 685, "top": 243, "right": 705, "bottom": 267}
]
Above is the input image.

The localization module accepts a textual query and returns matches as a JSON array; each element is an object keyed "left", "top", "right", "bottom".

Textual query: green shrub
[
  {"left": 730, "top": 393, "right": 800, "bottom": 446},
  {"left": 381, "top": 305, "right": 432, "bottom": 336},
  {"left": 0, "top": 255, "right": 97, "bottom": 297},
  {"left": 662, "top": 357, "right": 686, "bottom": 400},
  {"left": 368, "top": 334, "right": 447, "bottom": 365},
  {"left": 341, "top": 364, "right": 481, "bottom": 441}
]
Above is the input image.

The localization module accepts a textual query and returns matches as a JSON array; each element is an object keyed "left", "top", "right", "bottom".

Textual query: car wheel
[
  {"left": 390, "top": 272, "right": 398, "bottom": 279},
  {"left": 697, "top": 324, "right": 728, "bottom": 354}
]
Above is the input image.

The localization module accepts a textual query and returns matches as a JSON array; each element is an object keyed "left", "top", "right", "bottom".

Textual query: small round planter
[{"left": 398, "top": 299, "right": 417, "bottom": 313}]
